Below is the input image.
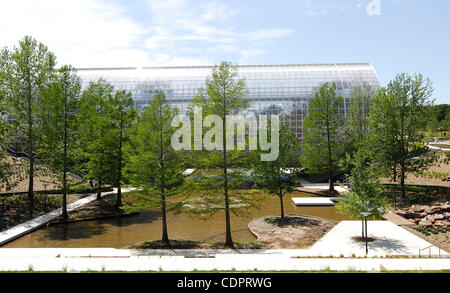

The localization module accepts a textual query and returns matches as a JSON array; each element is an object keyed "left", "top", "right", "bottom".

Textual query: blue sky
[{"left": 0, "top": 0, "right": 449, "bottom": 104}]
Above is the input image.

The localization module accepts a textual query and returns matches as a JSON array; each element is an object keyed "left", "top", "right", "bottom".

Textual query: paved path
[
  {"left": 1, "top": 220, "right": 448, "bottom": 271},
  {"left": 0, "top": 188, "right": 121, "bottom": 246},
  {"left": 183, "top": 168, "right": 196, "bottom": 176},
  {"left": 0, "top": 248, "right": 449, "bottom": 272},
  {"left": 427, "top": 140, "right": 450, "bottom": 151},
  {"left": 298, "top": 177, "right": 349, "bottom": 194},
  {"left": 382, "top": 211, "right": 415, "bottom": 226},
  {"left": 308, "top": 221, "right": 448, "bottom": 257},
  {"left": 292, "top": 197, "right": 335, "bottom": 206}
]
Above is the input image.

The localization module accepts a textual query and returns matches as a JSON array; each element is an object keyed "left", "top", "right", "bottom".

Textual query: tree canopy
[
  {"left": 369, "top": 73, "right": 436, "bottom": 198},
  {"left": 301, "top": 82, "right": 345, "bottom": 192}
]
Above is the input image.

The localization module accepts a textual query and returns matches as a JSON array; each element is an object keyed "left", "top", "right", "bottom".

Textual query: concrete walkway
[
  {"left": 382, "top": 211, "right": 415, "bottom": 226},
  {"left": 427, "top": 140, "right": 450, "bottom": 151},
  {"left": 292, "top": 197, "right": 335, "bottom": 206},
  {"left": 298, "top": 177, "right": 349, "bottom": 194},
  {"left": 0, "top": 248, "right": 449, "bottom": 272},
  {"left": 183, "top": 168, "right": 196, "bottom": 176},
  {"left": 0, "top": 188, "right": 121, "bottom": 246},
  {"left": 1, "top": 220, "right": 448, "bottom": 271},
  {"left": 307, "top": 221, "right": 448, "bottom": 257}
]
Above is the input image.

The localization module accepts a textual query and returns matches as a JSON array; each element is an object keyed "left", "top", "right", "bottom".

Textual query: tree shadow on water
[
  {"left": 36, "top": 210, "right": 162, "bottom": 241},
  {"left": 38, "top": 222, "right": 107, "bottom": 241},
  {"left": 107, "top": 210, "right": 162, "bottom": 227}
]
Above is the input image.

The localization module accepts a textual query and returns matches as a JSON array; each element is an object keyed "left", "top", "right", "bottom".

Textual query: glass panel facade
[{"left": 77, "top": 63, "right": 380, "bottom": 140}]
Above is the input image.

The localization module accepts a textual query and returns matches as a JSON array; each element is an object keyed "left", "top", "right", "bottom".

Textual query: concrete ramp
[
  {"left": 292, "top": 197, "right": 335, "bottom": 206},
  {"left": 0, "top": 188, "right": 125, "bottom": 246}
]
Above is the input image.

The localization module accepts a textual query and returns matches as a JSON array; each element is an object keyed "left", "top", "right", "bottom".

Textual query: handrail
[{"left": 419, "top": 243, "right": 441, "bottom": 258}]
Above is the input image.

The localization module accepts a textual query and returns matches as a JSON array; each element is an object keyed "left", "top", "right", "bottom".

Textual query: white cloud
[
  {"left": 298, "top": 0, "right": 358, "bottom": 16},
  {"left": 0, "top": 0, "right": 147, "bottom": 67},
  {"left": 144, "top": 0, "right": 294, "bottom": 64},
  {"left": 145, "top": 0, "right": 242, "bottom": 49},
  {"left": 0, "top": 0, "right": 295, "bottom": 67},
  {"left": 249, "top": 29, "right": 294, "bottom": 41},
  {"left": 239, "top": 49, "right": 266, "bottom": 64}
]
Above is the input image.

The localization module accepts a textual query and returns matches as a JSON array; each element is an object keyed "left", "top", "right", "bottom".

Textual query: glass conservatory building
[{"left": 76, "top": 63, "right": 380, "bottom": 140}]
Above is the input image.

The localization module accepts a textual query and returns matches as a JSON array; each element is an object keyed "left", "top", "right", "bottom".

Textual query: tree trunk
[
  {"left": 157, "top": 104, "right": 169, "bottom": 245},
  {"left": 224, "top": 169, "right": 233, "bottom": 247},
  {"left": 279, "top": 193, "right": 284, "bottom": 219},
  {"left": 278, "top": 181, "right": 284, "bottom": 219},
  {"left": 62, "top": 90, "right": 68, "bottom": 220},
  {"left": 62, "top": 171, "right": 68, "bottom": 220},
  {"left": 115, "top": 124, "right": 123, "bottom": 209},
  {"left": 326, "top": 101, "right": 334, "bottom": 193},
  {"left": 161, "top": 193, "right": 169, "bottom": 244},
  {"left": 97, "top": 179, "right": 102, "bottom": 200},
  {"left": 223, "top": 107, "right": 233, "bottom": 248},
  {"left": 28, "top": 147, "right": 34, "bottom": 217},
  {"left": 400, "top": 111, "right": 406, "bottom": 199},
  {"left": 27, "top": 94, "right": 34, "bottom": 217},
  {"left": 400, "top": 166, "right": 406, "bottom": 199},
  {"left": 329, "top": 173, "right": 334, "bottom": 192},
  {"left": 116, "top": 187, "right": 122, "bottom": 208},
  {"left": 392, "top": 166, "right": 397, "bottom": 209}
]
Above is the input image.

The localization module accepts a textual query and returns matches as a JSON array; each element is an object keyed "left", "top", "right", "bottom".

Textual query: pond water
[{"left": 3, "top": 191, "right": 352, "bottom": 248}]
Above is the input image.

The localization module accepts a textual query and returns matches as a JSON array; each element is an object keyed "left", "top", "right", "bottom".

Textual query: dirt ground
[
  {"left": 0, "top": 156, "right": 83, "bottom": 193},
  {"left": 0, "top": 193, "right": 83, "bottom": 231},
  {"left": 381, "top": 152, "right": 450, "bottom": 186},
  {"left": 51, "top": 194, "right": 131, "bottom": 224},
  {"left": 248, "top": 215, "right": 337, "bottom": 249}
]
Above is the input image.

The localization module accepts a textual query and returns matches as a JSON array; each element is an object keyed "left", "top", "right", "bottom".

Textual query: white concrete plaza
[
  {"left": 0, "top": 248, "right": 449, "bottom": 272},
  {"left": 307, "top": 221, "right": 447, "bottom": 257},
  {"left": 0, "top": 221, "right": 448, "bottom": 272}
]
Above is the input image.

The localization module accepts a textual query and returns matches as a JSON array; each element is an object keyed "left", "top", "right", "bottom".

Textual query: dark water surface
[{"left": 3, "top": 191, "right": 351, "bottom": 248}]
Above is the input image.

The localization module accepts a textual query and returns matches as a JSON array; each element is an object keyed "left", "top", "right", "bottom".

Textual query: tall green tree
[
  {"left": 252, "top": 124, "right": 299, "bottom": 219},
  {"left": 77, "top": 79, "right": 112, "bottom": 200},
  {"left": 336, "top": 150, "right": 389, "bottom": 237},
  {"left": 0, "top": 36, "right": 56, "bottom": 215},
  {"left": 347, "top": 83, "right": 375, "bottom": 150},
  {"left": 39, "top": 65, "right": 80, "bottom": 220},
  {"left": 301, "top": 82, "right": 345, "bottom": 192},
  {"left": 0, "top": 73, "right": 13, "bottom": 188},
  {"left": 124, "top": 92, "right": 184, "bottom": 244},
  {"left": 426, "top": 115, "right": 439, "bottom": 137},
  {"left": 188, "top": 61, "right": 252, "bottom": 248},
  {"left": 104, "top": 90, "right": 136, "bottom": 208},
  {"left": 369, "top": 73, "right": 435, "bottom": 198},
  {"left": 444, "top": 112, "right": 450, "bottom": 131}
]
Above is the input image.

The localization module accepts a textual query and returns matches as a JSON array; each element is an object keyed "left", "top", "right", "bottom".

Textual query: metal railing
[{"left": 419, "top": 243, "right": 442, "bottom": 258}]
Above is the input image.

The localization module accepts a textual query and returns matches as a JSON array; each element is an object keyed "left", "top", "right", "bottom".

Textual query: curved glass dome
[{"left": 76, "top": 63, "right": 380, "bottom": 139}]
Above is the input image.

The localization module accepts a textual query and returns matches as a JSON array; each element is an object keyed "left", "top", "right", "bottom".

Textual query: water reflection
[
  {"left": 3, "top": 192, "right": 352, "bottom": 248},
  {"left": 39, "top": 222, "right": 107, "bottom": 241}
]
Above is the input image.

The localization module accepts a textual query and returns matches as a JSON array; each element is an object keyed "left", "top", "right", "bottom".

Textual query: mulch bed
[
  {"left": 50, "top": 195, "right": 136, "bottom": 224},
  {"left": 248, "top": 215, "right": 337, "bottom": 249}
]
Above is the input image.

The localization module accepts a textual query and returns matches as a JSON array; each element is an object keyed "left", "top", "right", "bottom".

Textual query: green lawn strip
[{"left": 1, "top": 270, "right": 449, "bottom": 273}]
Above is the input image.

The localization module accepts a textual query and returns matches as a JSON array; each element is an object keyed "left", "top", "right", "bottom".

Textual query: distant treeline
[{"left": 423, "top": 104, "right": 450, "bottom": 134}]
